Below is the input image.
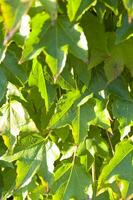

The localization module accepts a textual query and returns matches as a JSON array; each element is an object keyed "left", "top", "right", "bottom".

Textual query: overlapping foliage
[{"left": 0, "top": 0, "right": 133, "bottom": 199}]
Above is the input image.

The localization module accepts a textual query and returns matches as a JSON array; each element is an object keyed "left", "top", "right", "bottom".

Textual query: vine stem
[{"left": 106, "top": 131, "right": 114, "bottom": 155}]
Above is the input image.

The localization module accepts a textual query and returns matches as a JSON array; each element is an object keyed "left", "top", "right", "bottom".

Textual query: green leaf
[
  {"left": 0, "top": 100, "right": 28, "bottom": 151},
  {"left": 1, "top": 1, "right": 133, "bottom": 199},
  {"left": 13, "top": 176, "right": 45, "bottom": 200},
  {"left": 38, "top": 146, "right": 54, "bottom": 188},
  {"left": 96, "top": 191, "right": 110, "bottom": 200},
  {"left": 57, "top": 66, "right": 76, "bottom": 90},
  {"left": 0, "top": 69, "right": 7, "bottom": 103},
  {"left": 104, "top": 45, "right": 124, "bottom": 83},
  {"left": 14, "top": 133, "right": 44, "bottom": 153},
  {"left": 67, "top": 0, "right": 96, "bottom": 21},
  {"left": 68, "top": 54, "right": 91, "bottom": 86},
  {"left": 107, "top": 76, "right": 131, "bottom": 101},
  {"left": 89, "top": 65, "right": 107, "bottom": 93},
  {"left": 0, "top": 0, "right": 33, "bottom": 44},
  {"left": 0, "top": 22, "right": 6, "bottom": 63},
  {"left": 103, "top": 0, "right": 118, "bottom": 15},
  {"left": 49, "top": 103, "right": 76, "bottom": 129},
  {"left": 1, "top": 134, "right": 44, "bottom": 164},
  {"left": 16, "top": 143, "right": 44, "bottom": 189},
  {"left": 49, "top": 90, "right": 80, "bottom": 128},
  {"left": 67, "top": 0, "right": 82, "bottom": 21},
  {"left": 104, "top": 36, "right": 133, "bottom": 82},
  {"left": 0, "top": 137, "right": 7, "bottom": 156},
  {"left": 39, "top": 0, "right": 58, "bottom": 21},
  {"left": 76, "top": 140, "right": 87, "bottom": 156},
  {"left": 54, "top": 126, "right": 70, "bottom": 143},
  {"left": 120, "top": 39, "right": 133, "bottom": 76},
  {"left": 98, "top": 140, "right": 133, "bottom": 190},
  {"left": 92, "top": 98, "right": 111, "bottom": 130},
  {"left": 0, "top": 45, "right": 27, "bottom": 86},
  {"left": 29, "top": 58, "right": 49, "bottom": 111},
  {"left": 112, "top": 98, "right": 133, "bottom": 128},
  {"left": 72, "top": 96, "right": 95, "bottom": 143},
  {"left": 53, "top": 162, "right": 92, "bottom": 200},
  {"left": 45, "top": 141, "right": 60, "bottom": 173},
  {"left": 122, "top": 0, "right": 133, "bottom": 16},
  {"left": 20, "top": 12, "right": 49, "bottom": 62},
  {"left": 21, "top": 14, "right": 88, "bottom": 78},
  {"left": 1, "top": 168, "right": 16, "bottom": 199},
  {"left": 81, "top": 12, "right": 109, "bottom": 69},
  {"left": 18, "top": 86, "right": 48, "bottom": 131},
  {"left": 116, "top": 14, "right": 133, "bottom": 44},
  {"left": 75, "top": 0, "right": 97, "bottom": 20},
  {"left": 0, "top": 84, "right": 37, "bottom": 151},
  {"left": 86, "top": 126, "right": 109, "bottom": 158}
]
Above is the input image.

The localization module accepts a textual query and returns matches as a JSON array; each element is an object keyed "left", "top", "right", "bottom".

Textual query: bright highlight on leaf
[
  {"left": 19, "top": 15, "right": 30, "bottom": 37},
  {"left": 21, "top": 15, "right": 88, "bottom": 79}
]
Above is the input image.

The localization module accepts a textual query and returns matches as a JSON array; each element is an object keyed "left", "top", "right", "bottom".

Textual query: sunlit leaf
[
  {"left": 92, "top": 98, "right": 111, "bottom": 129},
  {"left": 116, "top": 14, "right": 133, "bottom": 43},
  {"left": 0, "top": 69, "right": 7, "bottom": 103},
  {"left": 49, "top": 90, "right": 80, "bottom": 128},
  {"left": 53, "top": 162, "right": 92, "bottom": 200},
  {"left": 29, "top": 58, "right": 49, "bottom": 111},
  {"left": 0, "top": 100, "right": 28, "bottom": 150},
  {"left": 98, "top": 140, "right": 133, "bottom": 193},
  {"left": 67, "top": 0, "right": 96, "bottom": 21},
  {"left": 0, "top": 1, "right": 133, "bottom": 199},
  {"left": 0, "top": 44, "right": 27, "bottom": 86},
  {"left": 39, "top": 0, "right": 58, "bottom": 21},
  {"left": 21, "top": 14, "right": 88, "bottom": 78},
  {"left": 0, "top": 0, "right": 33, "bottom": 44},
  {"left": 122, "top": 0, "right": 133, "bottom": 16},
  {"left": 16, "top": 143, "right": 44, "bottom": 189},
  {"left": 72, "top": 96, "right": 95, "bottom": 143}
]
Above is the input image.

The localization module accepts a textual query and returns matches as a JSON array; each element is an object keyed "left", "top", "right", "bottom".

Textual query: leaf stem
[
  {"left": 92, "top": 156, "right": 97, "bottom": 200},
  {"left": 92, "top": 159, "right": 96, "bottom": 183},
  {"left": 106, "top": 131, "right": 114, "bottom": 155}
]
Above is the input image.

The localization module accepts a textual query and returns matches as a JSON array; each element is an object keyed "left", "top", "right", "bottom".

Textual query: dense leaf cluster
[{"left": 0, "top": 0, "right": 133, "bottom": 199}]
